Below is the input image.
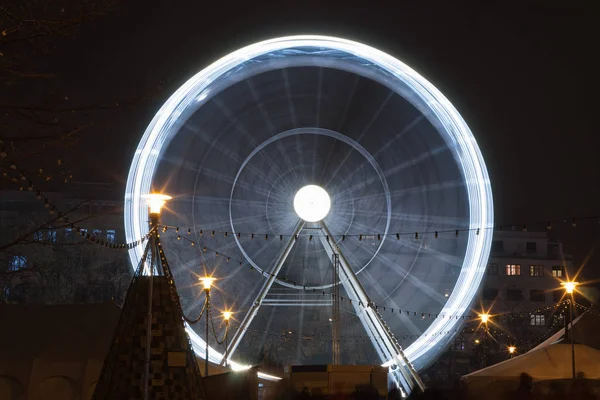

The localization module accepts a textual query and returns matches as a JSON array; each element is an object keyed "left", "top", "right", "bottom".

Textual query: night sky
[{"left": 15, "top": 1, "right": 600, "bottom": 280}]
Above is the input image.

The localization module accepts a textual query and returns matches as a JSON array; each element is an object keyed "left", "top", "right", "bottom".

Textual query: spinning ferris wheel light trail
[{"left": 124, "top": 35, "right": 494, "bottom": 393}]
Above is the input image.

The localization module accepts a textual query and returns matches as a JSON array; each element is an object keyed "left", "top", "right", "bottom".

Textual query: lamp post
[
  {"left": 199, "top": 277, "right": 215, "bottom": 377},
  {"left": 508, "top": 346, "right": 516, "bottom": 359},
  {"left": 140, "top": 193, "right": 171, "bottom": 400},
  {"left": 479, "top": 313, "right": 490, "bottom": 367},
  {"left": 223, "top": 311, "right": 232, "bottom": 368},
  {"left": 561, "top": 281, "right": 579, "bottom": 380}
]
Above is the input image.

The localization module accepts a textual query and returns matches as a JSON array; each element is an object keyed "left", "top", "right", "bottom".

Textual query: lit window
[
  {"left": 8, "top": 256, "right": 27, "bottom": 271},
  {"left": 64, "top": 228, "right": 73, "bottom": 240},
  {"left": 80, "top": 228, "right": 88, "bottom": 236},
  {"left": 33, "top": 231, "right": 43, "bottom": 241},
  {"left": 506, "top": 264, "right": 521, "bottom": 276},
  {"left": 106, "top": 229, "right": 116, "bottom": 243},
  {"left": 530, "top": 314, "right": 545, "bottom": 326},
  {"left": 530, "top": 290, "right": 545, "bottom": 302},
  {"left": 487, "top": 263, "right": 498, "bottom": 276},
  {"left": 529, "top": 265, "right": 543, "bottom": 277},
  {"left": 552, "top": 265, "right": 564, "bottom": 277},
  {"left": 47, "top": 228, "right": 57, "bottom": 243},
  {"left": 92, "top": 229, "right": 102, "bottom": 238}
]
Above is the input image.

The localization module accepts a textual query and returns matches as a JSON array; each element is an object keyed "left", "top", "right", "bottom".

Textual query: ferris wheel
[{"left": 124, "top": 36, "right": 493, "bottom": 392}]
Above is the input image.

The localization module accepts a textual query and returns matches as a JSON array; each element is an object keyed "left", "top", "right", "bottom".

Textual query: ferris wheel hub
[{"left": 293, "top": 185, "right": 331, "bottom": 222}]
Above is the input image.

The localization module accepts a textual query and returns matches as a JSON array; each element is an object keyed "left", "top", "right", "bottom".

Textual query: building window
[
  {"left": 47, "top": 228, "right": 57, "bottom": 243},
  {"left": 80, "top": 228, "right": 88, "bottom": 236},
  {"left": 491, "top": 240, "right": 504, "bottom": 253},
  {"left": 529, "top": 265, "right": 543, "bottom": 277},
  {"left": 482, "top": 288, "right": 498, "bottom": 301},
  {"left": 506, "top": 289, "right": 522, "bottom": 301},
  {"left": 526, "top": 241, "right": 537, "bottom": 253},
  {"left": 506, "top": 264, "right": 521, "bottom": 276},
  {"left": 8, "top": 256, "right": 27, "bottom": 271},
  {"left": 106, "top": 229, "right": 116, "bottom": 244},
  {"left": 33, "top": 230, "right": 43, "bottom": 241},
  {"left": 530, "top": 314, "right": 545, "bottom": 326},
  {"left": 530, "top": 290, "right": 545, "bottom": 302},
  {"left": 64, "top": 228, "right": 73, "bottom": 240},
  {"left": 92, "top": 229, "right": 102, "bottom": 238},
  {"left": 487, "top": 263, "right": 498, "bottom": 276},
  {"left": 552, "top": 265, "right": 564, "bottom": 277}
]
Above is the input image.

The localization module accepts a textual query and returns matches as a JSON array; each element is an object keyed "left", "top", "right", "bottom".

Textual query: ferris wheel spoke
[
  {"left": 318, "top": 74, "right": 361, "bottom": 184},
  {"left": 185, "top": 124, "right": 283, "bottom": 186},
  {"left": 331, "top": 115, "right": 425, "bottom": 190},
  {"left": 246, "top": 78, "right": 300, "bottom": 182},
  {"left": 213, "top": 96, "right": 286, "bottom": 180},
  {"left": 334, "top": 144, "right": 451, "bottom": 197},
  {"left": 282, "top": 69, "right": 311, "bottom": 183},
  {"left": 325, "top": 90, "right": 394, "bottom": 188},
  {"left": 311, "top": 68, "right": 324, "bottom": 182},
  {"left": 376, "top": 252, "right": 448, "bottom": 306}
]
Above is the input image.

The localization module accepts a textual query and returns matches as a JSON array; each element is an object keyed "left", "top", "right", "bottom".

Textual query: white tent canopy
[
  {"left": 462, "top": 342, "right": 600, "bottom": 383},
  {"left": 461, "top": 342, "right": 600, "bottom": 399}
]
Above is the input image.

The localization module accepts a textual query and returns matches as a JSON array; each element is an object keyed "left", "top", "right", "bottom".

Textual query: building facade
[
  {"left": 425, "top": 230, "right": 574, "bottom": 384},
  {"left": 0, "top": 186, "right": 130, "bottom": 305}
]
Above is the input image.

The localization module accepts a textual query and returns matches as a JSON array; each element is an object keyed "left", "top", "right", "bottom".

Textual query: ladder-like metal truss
[
  {"left": 331, "top": 253, "right": 341, "bottom": 365},
  {"left": 219, "top": 217, "right": 425, "bottom": 394}
]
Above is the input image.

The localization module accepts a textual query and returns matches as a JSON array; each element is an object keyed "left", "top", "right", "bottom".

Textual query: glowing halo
[
  {"left": 293, "top": 185, "right": 331, "bottom": 222},
  {"left": 124, "top": 35, "right": 493, "bottom": 372}
]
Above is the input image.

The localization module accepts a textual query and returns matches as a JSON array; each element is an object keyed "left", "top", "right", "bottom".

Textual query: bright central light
[
  {"left": 562, "top": 281, "right": 579, "bottom": 294},
  {"left": 293, "top": 185, "right": 331, "bottom": 222},
  {"left": 479, "top": 313, "right": 490, "bottom": 324},
  {"left": 199, "top": 277, "right": 216, "bottom": 290}
]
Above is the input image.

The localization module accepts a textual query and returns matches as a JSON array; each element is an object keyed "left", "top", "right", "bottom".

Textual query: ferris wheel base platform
[{"left": 286, "top": 364, "right": 389, "bottom": 397}]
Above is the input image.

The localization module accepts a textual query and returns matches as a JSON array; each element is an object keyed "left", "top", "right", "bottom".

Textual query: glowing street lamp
[
  {"left": 142, "top": 193, "right": 172, "bottom": 215},
  {"left": 199, "top": 276, "right": 216, "bottom": 377},
  {"left": 139, "top": 192, "right": 171, "bottom": 400},
  {"left": 561, "top": 280, "right": 580, "bottom": 379},
  {"left": 561, "top": 281, "right": 579, "bottom": 294},
  {"left": 508, "top": 346, "right": 516, "bottom": 358},
  {"left": 479, "top": 313, "right": 490, "bottom": 324},
  {"left": 199, "top": 277, "right": 216, "bottom": 291},
  {"left": 223, "top": 311, "right": 232, "bottom": 368},
  {"left": 479, "top": 313, "right": 490, "bottom": 366}
]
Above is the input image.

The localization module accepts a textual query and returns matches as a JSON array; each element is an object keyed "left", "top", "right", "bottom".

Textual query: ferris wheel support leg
[
  {"left": 318, "top": 221, "right": 426, "bottom": 394},
  {"left": 219, "top": 219, "right": 305, "bottom": 366}
]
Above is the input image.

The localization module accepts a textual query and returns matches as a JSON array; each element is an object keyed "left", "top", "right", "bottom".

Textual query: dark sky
[{"left": 25, "top": 1, "right": 600, "bottom": 279}]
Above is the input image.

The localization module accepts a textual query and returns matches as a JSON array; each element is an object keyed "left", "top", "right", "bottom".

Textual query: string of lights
[
  {"left": 0, "top": 152, "right": 149, "bottom": 249},
  {"left": 160, "top": 213, "right": 600, "bottom": 242},
  {"left": 168, "top": 227, "right": 575, "bottom": 321}
]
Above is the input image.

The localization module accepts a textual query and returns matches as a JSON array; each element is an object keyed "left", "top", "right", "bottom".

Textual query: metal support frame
[
  {"left": 220, "top": 219, "right": 305, "bottom": 366},
  {"left": 331, "top": 253, "right": 341, "bottom": 365},
  {"left": 318, "top": 221, "right": 425, "bottom": 393}
]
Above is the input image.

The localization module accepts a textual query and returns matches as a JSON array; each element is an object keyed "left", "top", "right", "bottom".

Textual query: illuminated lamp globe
[{"left": 293, "top": 185, "right": 331, "bottom": 222}]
